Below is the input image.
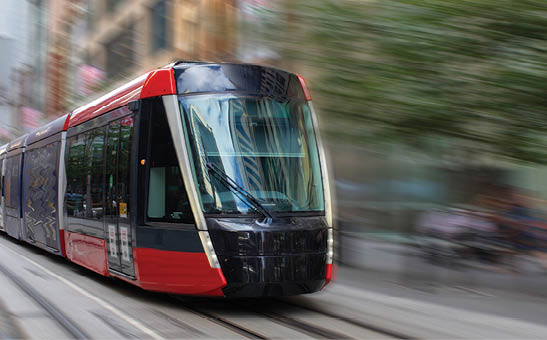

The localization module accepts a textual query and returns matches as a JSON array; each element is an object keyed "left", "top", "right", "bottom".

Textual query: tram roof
[
  {"left": 67, "top": 62, "right": 306, "bottom": 128},
  {"left": 68, "top": 67, "right": 176, "bottom": 128},
  {"left": 26, "top": 114, "right": 70, "bottom": 145},
  {"left": 7, "top": 133, "right": 28, "bottom": 152},
  {"left": 172, "top": 62, "right": 308, "bottom": 100}
]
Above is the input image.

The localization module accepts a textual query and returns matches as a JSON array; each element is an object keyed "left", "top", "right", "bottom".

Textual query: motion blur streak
[
  {"left": 1, "top": 0, "right": 546, "bottom": 338},
  {"left": 2, "top": 245, "right": 164, "bottom": 340}
]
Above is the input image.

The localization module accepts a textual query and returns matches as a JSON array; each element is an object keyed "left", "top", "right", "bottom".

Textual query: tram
[{"left": 0, "top": 61, "right": 333, "bottom": 297}]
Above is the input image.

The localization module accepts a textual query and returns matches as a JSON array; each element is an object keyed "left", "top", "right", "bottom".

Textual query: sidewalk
[{"left": 338, "top": 231, "right": 547, "bottom": 297}]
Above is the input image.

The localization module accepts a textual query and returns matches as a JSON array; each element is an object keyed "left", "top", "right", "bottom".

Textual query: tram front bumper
[
  {"left": 218, "top": 253, "right": 327, "bottom": 297},
  {"left": 207, "top": 217, "right": 329, "bottom": 297}
]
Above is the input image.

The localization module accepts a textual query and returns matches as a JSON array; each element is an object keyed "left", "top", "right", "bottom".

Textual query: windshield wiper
[{"left": 206, "top": 162, "right": 273, "bottom": 219}]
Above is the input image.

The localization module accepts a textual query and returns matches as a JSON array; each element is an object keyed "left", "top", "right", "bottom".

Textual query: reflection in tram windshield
[{"left": 179, "top": 95, "right": 324, "bottom": 215}]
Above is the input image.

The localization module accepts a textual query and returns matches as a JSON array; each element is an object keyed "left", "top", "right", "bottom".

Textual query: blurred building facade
[
  {"left": 0, "top": 0, "right": 48, "bottom": 143},
  {"left": 45, "top": 0, "right": 84, "bottom": 118},
  {"left": 44, "top": 0, "right": 239, "bottom": 117}
]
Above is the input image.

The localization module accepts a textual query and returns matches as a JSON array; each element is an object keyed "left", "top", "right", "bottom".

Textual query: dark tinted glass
[
  {"left": 10, "top": 156, "right": 20, "bottom": 210},
  {"left": 66, "top": 134, "right": 86, "bottom": 216},
  {"left": 66, "top": 127, "right": 106, "bottom": 219},
  {"left": 118, "top": 116, "right": 134, "bottom": 221},
  {"left": 5, "top": 158, "right": 12, "bottom": 208},
  {"left": 175, "top": 64, "right": 305, "bottom": 100},
  {"left": 0, "top": 160, "right": 3, "bottom": 194},
  {"left": 85, "top": 127, "right": 106, "bottom": 219},
  {"left": 146, "top": 103, "right": 192, "bottom": 223},
  {"left": 179, "top": 94, "right": 324, "bottom": 215},
  {"left": 5, "top": 155, "right": 21, "bottom": 209},
  {"left": 105, "top": 121, "right": 120, "bottom": 217}
]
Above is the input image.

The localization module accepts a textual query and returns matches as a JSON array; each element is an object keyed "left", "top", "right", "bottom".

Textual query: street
[{"left": 0, "top": 233, "right": 546, "bottom": 339}]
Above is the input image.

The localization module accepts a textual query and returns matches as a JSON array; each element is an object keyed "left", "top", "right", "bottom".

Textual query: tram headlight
[
  {"left": 327, "top": 227, "right": 334, "bottom": 264},
  {"left": 199, "top": 231, "right": 221, "bottom": 268}
]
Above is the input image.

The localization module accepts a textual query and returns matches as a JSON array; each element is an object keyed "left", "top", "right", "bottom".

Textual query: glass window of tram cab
[{"left": 140, "top": 64, "right": 333, "bottom": 297}]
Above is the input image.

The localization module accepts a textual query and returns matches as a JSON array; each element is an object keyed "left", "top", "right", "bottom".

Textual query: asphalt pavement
[{"left": 0, "top": 232, "right": 546, "bottom": 339}]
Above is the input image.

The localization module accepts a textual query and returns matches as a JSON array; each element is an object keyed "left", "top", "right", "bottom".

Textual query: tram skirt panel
[
  {"left": 65, "top": 231, "right": 110, "bottom": 276},
  {"left": 134, "top": 227, "right": 226, "bottom": 296},
  {"left": 134, "top": 248, "right": 226, "bottom": 296}
]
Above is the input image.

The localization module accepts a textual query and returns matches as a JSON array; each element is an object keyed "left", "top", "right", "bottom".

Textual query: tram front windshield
[{"left": 179, "top": 94, "right": 324, "bottom": 215}]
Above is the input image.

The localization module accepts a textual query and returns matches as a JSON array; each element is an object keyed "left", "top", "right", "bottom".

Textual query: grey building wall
[{"left": 0, "top": 0, "right": 30, "bottom": 137}]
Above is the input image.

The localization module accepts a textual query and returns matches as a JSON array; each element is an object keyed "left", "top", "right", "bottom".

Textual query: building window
[
  {"left": 182, "top": 19, "right": 197, "bottom": 54},
  {"left": 105, "top": 23, "right": 135, "bottom": 78},
  {"left": 106, "top": 0, "right": 123, "bottom": 13},
  {"left": 150, "top": 0, "right": 170, "bottom": 53}
]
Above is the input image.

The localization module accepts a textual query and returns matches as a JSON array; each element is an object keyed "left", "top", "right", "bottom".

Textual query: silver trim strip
[
  {"left": 58, "top": 131, "right": 67, "bottom": 232},
  {"left": 162, "top": 95, "right": 220, "bottom": 268},
  {"left": 308, "top": 102, "right": 335, "bottom": 264},
  {"left": 19, "top": 146, "right": 26, "bottom": 240},
  {"left": 0, "top": 153, "right": 5, "bottom": 230}
]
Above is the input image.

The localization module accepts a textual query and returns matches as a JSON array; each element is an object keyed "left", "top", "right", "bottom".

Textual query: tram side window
[
  {"left": 0, "top": 160, "right": 3, "bottom": 195},
  {"left": 146, "top": 105, "right": 193, "bottom": 223},
  {"left": 85, "top": 127, "right": 106, "bottom": 219},
  {"left": 66, "top": 134, "right": 86, "bottom": 216},
  {"left": 66, "top": 127, "right": 106, "bottom": 219},
  {"left": 5, "top": 156, "right": 20, "bottom": 209},
  {"left": 4, "top": 158, "right": 10, "bottom": 208}
]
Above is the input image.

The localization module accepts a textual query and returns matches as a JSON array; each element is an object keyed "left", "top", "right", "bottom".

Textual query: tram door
[{"left": 105, "top": 116, "right": 135, "bottom": 277}]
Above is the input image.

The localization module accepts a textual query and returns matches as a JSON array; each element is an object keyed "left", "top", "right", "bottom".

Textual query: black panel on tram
[
  {"left": 134, "top": 98, "right": 200, "bottom": 253},
  {"left": 174, "top": 63, "right": 305, "bottom": 100},
  {"left": 137, "top": 98, "right": 194, "bottom": 225}
]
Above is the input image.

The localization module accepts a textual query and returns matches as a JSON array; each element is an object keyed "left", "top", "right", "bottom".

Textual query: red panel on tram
[
  {"left": 140, "top": 68, "right": 176, "bottom": 99},
  {"left": 65, "top": 231, "right": 110, "bottom": 276},
  {"left": 135, "top": 248, "right": 227, "bottom": 296},
  {"left": 68, "top": 74, "right": 147, "bottom": 128}
]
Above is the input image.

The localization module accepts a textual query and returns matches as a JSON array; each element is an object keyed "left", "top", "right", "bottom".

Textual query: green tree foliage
[{"left": 260, "top": 0, "right": 547, "bottom": 164}]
